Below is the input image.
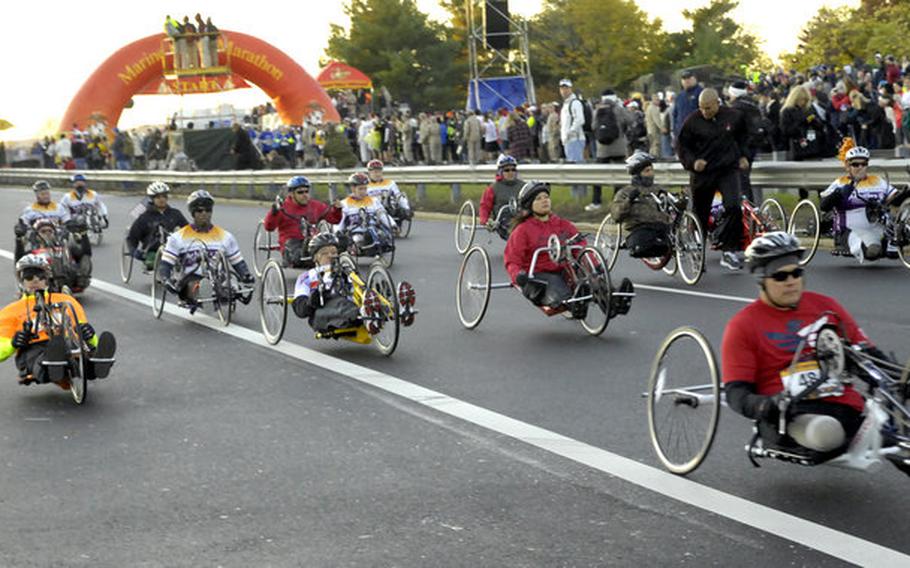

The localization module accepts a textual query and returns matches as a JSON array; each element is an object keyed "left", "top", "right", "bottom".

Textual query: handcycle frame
[
  {"left": 787, "top": 169, "right": 910, "bottom": 269},
  {"left": 26, "top": 225, "right": 78, "bottom": 295},
  {"left": 594, "top": 191, "right": 707, "bottom": 286},
  {"left": 381, "top": 192, "right": 413, "bottom": 239},
  {"left": 456, "top": 233, "right": 628, "bottom": 337},
  {"left": 454, "top": 199, "right": 516, "bottom": 255},
  {"left": 252, "top": 208, "right": 333, "bottom": 277},
  {"left": 257, "top": 254, "right": 413, "bottom": 356},
  {"left": 707, "top": 195, "right": 788, "bottom": 249},
  {"left": 338, "top": 207, "right": 396, "bottom": 268},
  {"left": 645, "top": 325, "right": 910, "bottom": 476},
  {"left": 120, "top": 224, "right": 170, "bottom": 284},
  {"left": 151, "top": 239, "right": 254, "bottom": 326}
]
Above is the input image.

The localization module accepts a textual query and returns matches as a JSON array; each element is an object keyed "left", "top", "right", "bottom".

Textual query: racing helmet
[
  {"left": 32, "top": 218, "right": 57, "bottom": 233},
  {"left": 15, "top": 253, "right": 51, "bottom": 281},
  {"left": 844, "top": 146, "right": 870, "bottom": 163},
  {"left": 625, "top": 150, "right": 656, "bottom": 175},
  {"left": 517, "top": 180, "right": 551, "bottom": 210},
  {"left": 187, "top": 189, "right": 215, "bottom": 211},
  {"left": 70, "top": 173, "right": 87, "bottom": 184},
  {"left": 496, "top": 154, "right": 518, "bottom": 171},
  {"left": 307, "top": 232, "right": 340, "bottom": 256},
  {"left": 146, "top": 181, "right": 171, "bottom": 197},
  {"left": 347, "top": 172, "right": 370, "bottom": 187},
  {"left": 32, "top": 180, "right": 51, "bottom": 192},
  {"left": 286, "top": 176, "right": 311, "bottom": 191},
  {"left": 366, "top": 159, "right": 384, "bottom": 170},
  {"left": 744, "top": 231, "right": 805, "bottom": 274}
]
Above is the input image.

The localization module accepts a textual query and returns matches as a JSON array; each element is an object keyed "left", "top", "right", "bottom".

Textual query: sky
[{"left": 0, "top": 0, "right": 859, "bottom": 142}]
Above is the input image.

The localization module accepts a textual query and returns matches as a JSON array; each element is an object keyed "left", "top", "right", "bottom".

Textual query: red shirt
[
  {"left": 262, "top": 196, "right": 342, "bottom": 250},
  {"left": 503, "top": 214, "right": 579, "bottom": 282},
  {"left": 721, "top": 291, "right": 868, "bottom": 412}
]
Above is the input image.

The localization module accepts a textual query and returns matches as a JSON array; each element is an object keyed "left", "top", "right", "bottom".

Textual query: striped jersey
[{"left": 161, "top": 224, "right": 243, "bottom": 276}]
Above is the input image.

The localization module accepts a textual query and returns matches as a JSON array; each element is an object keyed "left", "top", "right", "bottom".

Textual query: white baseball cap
[{"left": 559, "top": 78, "right": 573, "bottom": 88}]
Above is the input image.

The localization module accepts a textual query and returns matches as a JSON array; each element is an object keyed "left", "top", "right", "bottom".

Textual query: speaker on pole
[{"left": 484, "top": 0, "right": 510, "bottom": 50}]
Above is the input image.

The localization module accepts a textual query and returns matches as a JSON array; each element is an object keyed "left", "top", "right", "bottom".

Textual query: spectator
[
  {"left": 590, "top": 89, "right": 632, "bottom": 212},
  {"left": 558, "top": 78, "right": 588, "bottom": 207},
  {"left": 231, "top": 123, "right": 260, "bottom": 170},
  {"left": 780, "top": 85, "right": 823, "bottom": 161},
  {"left": 672, "top": 70, "right": 703, "bottom": 142},
  {"left": 482, "top": 112, "right": 499, "bottom": 162},
  {"left": 463, "top": 110, "right": 483, "bottom": 165},
  {"left": 54, "top": 133, "right": 72, "bottom": 168},
  {"left": 645, "top": 93, "right": 663, "bottom": 157},
  {"left": 728, "top": 81, "right": 763, "bottom": 201},
  {"left": 506, "top": 110, "right": 532, "bottom": 161}
]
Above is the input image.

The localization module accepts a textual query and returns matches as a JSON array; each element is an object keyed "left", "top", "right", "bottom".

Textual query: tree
[
  {"left": 325, "top": 0, "right": 465, "bottom": 111},
  {"left": 678, "top": 0, "right": 767, "bottom": 74}
]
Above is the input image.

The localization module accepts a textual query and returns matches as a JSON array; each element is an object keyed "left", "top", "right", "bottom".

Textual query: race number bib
[{"left": 780, "top": 361, "right": 844, "bottom": 399}]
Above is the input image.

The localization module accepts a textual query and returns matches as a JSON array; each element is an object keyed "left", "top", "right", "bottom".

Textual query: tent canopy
[{"left": 318, "top": 61, "right": 372, "bottom": 90}]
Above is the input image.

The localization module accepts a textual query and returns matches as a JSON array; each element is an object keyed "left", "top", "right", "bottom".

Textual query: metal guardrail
[{"left": 2, "top": 160, "right": 910, "bottom": 201}]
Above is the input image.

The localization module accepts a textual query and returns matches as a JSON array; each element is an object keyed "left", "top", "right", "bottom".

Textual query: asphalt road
[{"left": 0, "top": 185, "right": 907, "bottom": 567}]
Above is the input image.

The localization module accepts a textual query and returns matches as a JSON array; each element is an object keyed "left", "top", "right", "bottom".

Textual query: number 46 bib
[{"left": 780, "top": 361, "right": 844, "bottom": 399}]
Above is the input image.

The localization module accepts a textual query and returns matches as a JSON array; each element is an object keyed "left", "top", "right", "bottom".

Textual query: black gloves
[
  {"left": 11, "top": 330, "right": 31, "bottom": 349},
  {"left": 627, "top": 188, "right": 641, "bottom": 202},
  {"left": 102, "top": 215, "right": 109, "bottom": 228},
  {"left": 79, "top": 323, "right": 95, "bottom": 342},
  {"left": 837, "top": 184, "right": 854, "bottom": 199},
  {"left": 239, "top": 272, "right": 255, "bottom": 285},
  {"left": 14, "top": 223, "right": 27, "bottom": 238},
  {"left": 515, "top": 270, "right": 529, "bottom": 287},
  {"left": 757, "top": 392, "right": 787, "bottom": 421}
]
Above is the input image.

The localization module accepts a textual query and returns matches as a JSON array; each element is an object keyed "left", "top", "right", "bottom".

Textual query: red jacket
[
  {"left": 503, "top": 214, "right": 579, "bottom": 282},
  {"left": 262, "top": 196, "right": 342, "bottom": 250}
]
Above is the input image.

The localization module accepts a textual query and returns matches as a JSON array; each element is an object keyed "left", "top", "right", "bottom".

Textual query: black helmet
[
  {"left": 32, "top": 180, "right": 51, "bottom": 192},
  {"left": 517, "top": 181, "right": 550, "bottom": 210},
  {"left": 307, "top": 232, "right": 340, "bottom": 256},
  {"left": 625, "top": 150, "right": 655, "bottom": 176},
  {"left": 745, "top": 231, "right": 805, "bottom": 274}
]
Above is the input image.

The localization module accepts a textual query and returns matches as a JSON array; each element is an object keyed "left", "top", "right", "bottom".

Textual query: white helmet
[
  {"left": 625, "top": 150, "right": 656, "bottom": 175},
  {"left": 187, "top": 189, "right": 215, "bottom": 211},
  {"left": 15, "top": 253, "right": 51, "bottom": 281},
  {"left": 844, "top": 146, "right": 870, "bottom": 162},
  {"left": 146, "top": 181, "right": 171, "bottom": 197}
]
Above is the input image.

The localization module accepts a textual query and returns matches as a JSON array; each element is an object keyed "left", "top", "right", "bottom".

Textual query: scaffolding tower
[{"left": 466, "top": 1, "right": 537, "bottom": 111}]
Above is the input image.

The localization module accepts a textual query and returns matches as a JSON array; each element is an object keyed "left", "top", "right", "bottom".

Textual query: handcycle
[
  {"left": 454, "top": 198, "right": 516, "bottom": 255},
  {"left": 786, "top": 169, "right": 910, "bottom": 269},
  {"left": 78, "top": 205, "right": 106, "bottom": 247},
  {"left": 252, "top": 209, "right": 333, "bottom": 277},
  {"left": 151, "top": 241, "right": 255, "bottom": 326},
  {"left": 645, "top": 322, "right": 910, "bottom": 476},
  {"left": 18, "top": 292, "right": 115, "bottom": 405},
  {"left": 382, "top": 192, "right": 413, "bottom": 239},
  {"left": 708, "top": 194, "right": 788, "bottom": 249},
  {"left": 456, "top": 233, "right": 631, "bottom": 336},
  {"left": 25, "top": 225, "right": 83, "bottom": 295},
  {"left": 594, "top": 190, "right": 706, "bottom": 286},
  {"left": 257, "top": 254, "right": 417, "bottom": 356},
  {"left": 119, "top": 225, "right": 170, "bottom": 284},
  {"left": 338, "top": 208, "right": 396, "bottom": 268}
]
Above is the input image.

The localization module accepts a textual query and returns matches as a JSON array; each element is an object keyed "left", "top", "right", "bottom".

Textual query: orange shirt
[{"left": 0, "top": 292, "right": 88, "bottom": 361}]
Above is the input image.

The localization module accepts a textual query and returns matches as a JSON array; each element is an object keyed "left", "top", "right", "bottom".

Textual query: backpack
[
  {"left": 569, "top": 96, "right": 594, "bottom": 135},
  {"left": 595, "top": 102, "right": 620, "bottom": 145}
]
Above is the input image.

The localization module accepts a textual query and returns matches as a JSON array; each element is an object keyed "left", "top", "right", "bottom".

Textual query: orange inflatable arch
[{"left": 60, "top": 30, "right": 340, "bottom": 132}]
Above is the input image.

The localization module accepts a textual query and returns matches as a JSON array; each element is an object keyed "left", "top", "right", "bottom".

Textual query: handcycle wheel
[
  {"left": 60, "top": 304, "right": 87, "bottom": 405},
  {"left": 594, "top": 213, "right": 622, "bottom": 270},
  {"left": 90, "top": 227, "right": 103, "bottom": 247},
  {"left": 119, "top": 237, "right": 134, "bottom": 284},
  {"left": 212, "top": 250, "right": 234, "bottom": 327},
  {"left": 647, "top": 326, "right": 721, "bottom": 475},
  {"left": 258, "top": 259, "right": 288, "bottom": 345},
  {"left": 787, "top": 199, "right": 820, "bottom": 265},
  {"left": 759, "top": 197, "right": 787, "bottom": 232},
  {"left": 577, "top": 246, "right": 612, "bottom": 337},
  {"left": 338, "top": 252, "right": 357, "bottom": 275},
  {"left": 151, "top": 248, "right": 167, "bottom": 319},
  {"left": 456, "top": 246, "right": 491, "bottom": 330},
  {"left": 366, "top": 264, "right": 399, "bottom": 357},
  {"left": 398, "top": 216, "right": 412, "bottom": 239},
  {"left": 454, "top": 200, "right": 476, "bottom": 254},
  {"left": 379, "top": 239, "right": 395, "bottom": 268},
  {"left": 675, "top": 211, "right": 705, "bottom": 286},
  {"left": 896, "top": 202, "right": 910, "bottom": 270},
  {"left": 252, "top": 221, "right": 275, "bottom": 277}
]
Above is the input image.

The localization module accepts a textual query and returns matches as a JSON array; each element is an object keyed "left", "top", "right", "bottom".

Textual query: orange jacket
[{"left": 0, "top": 291, "right": 90, "bottom": 362}]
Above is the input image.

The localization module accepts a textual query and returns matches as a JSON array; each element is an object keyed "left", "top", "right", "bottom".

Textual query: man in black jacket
[
  {"left": 126, "top": 181, "right": 188, "bottom": 270},
  {"left": 728, "top": 81, "right": 763, "bottom": 202},
  {"left": 677, "top": 88, "right": 750, "bottom": 271}
]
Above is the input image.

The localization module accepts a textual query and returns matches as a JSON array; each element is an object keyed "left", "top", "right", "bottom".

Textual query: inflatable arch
[{"left": 60, "top": 30, "right": 339, "bottom": 132}]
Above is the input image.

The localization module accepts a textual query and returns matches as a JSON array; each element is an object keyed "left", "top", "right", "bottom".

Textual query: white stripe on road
[
  {"left": 635, "top": 283, "right": 752, "bottom": 304},
  {"left": 1, "top": 248, "right": 903, "bottom": 566}
]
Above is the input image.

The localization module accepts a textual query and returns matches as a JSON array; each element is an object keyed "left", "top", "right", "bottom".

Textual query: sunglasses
[
  {"left": 501, "top": 167, "right": 517, "bottom": 173},
  {"left": 22, "top": 273, "right": 47, "bottom": 282},
  {"left": 294, "top": 189, "right": 310, "bottom": 195},
  {"left": 849, "top": 162, "right": 868, "bottom": 168},
  {"left": 768, "top": 267, "right": 804, "bottom": 282},
  {"left": 192, "top": 207, "right": 213, "bottom": 213}
]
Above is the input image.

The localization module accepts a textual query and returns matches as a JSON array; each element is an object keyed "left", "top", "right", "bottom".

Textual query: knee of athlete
[{"left": 788, "top": 414, "right": 845, "bottom": 452}]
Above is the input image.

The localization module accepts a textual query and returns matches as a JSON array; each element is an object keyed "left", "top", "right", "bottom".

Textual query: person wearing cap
[
  {"left": 609, "top": 151, "right": 678, "bottom": 259},
  {"left": 504, "top": 181, "right": 633, "bottom": 319},
  {"left": 558, "top": 78, "right": 586, "bottom": 164},
  {"left": 728, "top": 81, "right": 764, "bottom": 202},
  {"left": 818, "top": 142, "right": 904, "bottom": 261},
  {"left": 671, "top": 70, "right": 703, "bottom": 141},
  {"left": 14, "top": 181, "right": 70, "bottom": 262},
  {"left": 722, "top": 231, "right": 889, "bottom": 459},
  {"left": 677, "top": 88, "right": 750, "bottom": 271}
]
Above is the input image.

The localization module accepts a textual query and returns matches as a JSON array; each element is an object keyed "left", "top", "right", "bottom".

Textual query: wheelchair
[
  {"left": 787, "top": 192, "right": 910, "bottom": 270},
  {"left": 456, "top": 233, "right": 631, "bottom": 337},
  {"left": 120, "top": 225, "right": 171, "bottom": 284},
  {"left": 257, "top": 254, "right": 417, "bottom": 356},
  {"left": 645, "top": 323, "right": 910, "bottom": 476},
  {"left": 252, "top": 213, "right": 333, "bottom": 277},
  {"left": 338, "top": 208, "right": 396, "bottom": 268},
  {"left": 594, "top": 191, "right": 707, "bottom": 286},
  {"left": 454, "top": 198, "right": 516, "bottom": 255},
  {"left": 18, "top": 293, "right": 115, "bottom": 405},
  {"left": 151, "top": 241, "right": 254, "bottom": 326}
]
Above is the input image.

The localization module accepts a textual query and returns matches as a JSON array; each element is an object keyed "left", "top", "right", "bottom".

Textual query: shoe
[
  {"left": 609, "top": 277, "right": 635, "bottom": 317},
  {"left": 584, "top": 203, "right": 602, "bottom": 212},
  {"left": 91, "top": 331, "right": 116, "bottom": 379},
  {"left": 43, "top": 335, "right": 68, "bottom": 383},
  {"left": 720, "top": 251, "right": 742, "bottom": 271}
]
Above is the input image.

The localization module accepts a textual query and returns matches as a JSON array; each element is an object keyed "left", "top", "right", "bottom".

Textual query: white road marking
[
  {"left": 1, "top": 248, "right": 905, "bottom": 565},
  {"left": 635, "top": 283, "right": 752, "bottom": 304}
]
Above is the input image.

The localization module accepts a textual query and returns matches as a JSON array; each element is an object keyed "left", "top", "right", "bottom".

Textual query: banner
[
  {"left": 466, "top": 76, "right": 528, "bottom": 113},
  {"left": 139, "top": 74, "right": 251, "bottom": 95}
]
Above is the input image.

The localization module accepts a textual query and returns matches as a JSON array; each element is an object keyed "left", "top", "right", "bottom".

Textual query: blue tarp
[{"left": 466, "top": 76, "right": 528, "bottom": 113}]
